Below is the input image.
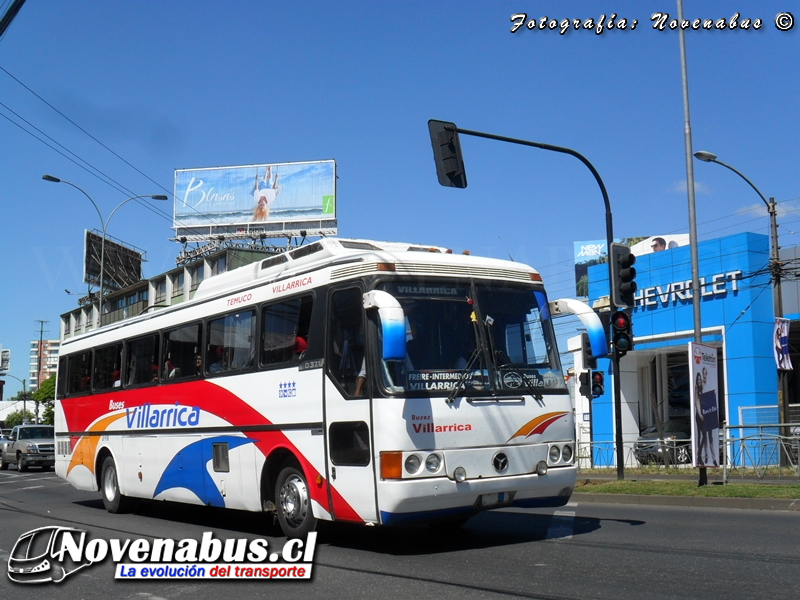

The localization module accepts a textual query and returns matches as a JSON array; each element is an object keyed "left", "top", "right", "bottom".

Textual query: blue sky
[{"left": 0, "top": 1, "right": 797, "bottom": 396}]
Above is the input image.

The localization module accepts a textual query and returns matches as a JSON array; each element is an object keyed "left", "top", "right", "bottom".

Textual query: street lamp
[
  {"left": 693, "top": 151, "right": 787, "bottom": 424},
  {"left": 42, "top": 175, "right": 168, "bottom": 327}
]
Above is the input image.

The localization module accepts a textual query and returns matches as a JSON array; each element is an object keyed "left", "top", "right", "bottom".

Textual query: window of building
[
  {"left": 155, "top": 279, "right": 167, "bottom": 303},
  {"left": 94, "top": 343, "right": 123, "bottom": 392},
  {"left": 172, "top": 272, "right": 185, "bottom": 297},
  {"left": 261, "top": 295, "right": 314, "bottom": 366},
  {"left": 191, "top": 265, "right": 205, "bottom": 291},
  {"left": 163, "top": 323, "right": 201, "bottom": 381},
  {"left": 206, "top": 310, "right": 256, "bottom": 375},
  {"left": 211, "top": 255, "right": 227, "bottom": 276},
  {"left": 126, "top": 334, "right": 160, "bottom": 386}
]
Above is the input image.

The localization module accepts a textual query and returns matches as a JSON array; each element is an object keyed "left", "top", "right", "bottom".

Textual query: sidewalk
[{"left": 573, "top": 471, "right": 800, "bottom": 512}]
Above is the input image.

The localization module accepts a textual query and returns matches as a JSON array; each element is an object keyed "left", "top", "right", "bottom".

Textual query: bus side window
[
  {"left": 93, "top": 343, "right": 123, "bottom": 392},
  {"left": 163, "top": 323, "right": 201, "bottom": 381},
  {"left": 207, "top": 310, "right": 256, "bottom": 375},
  {"left": 126, "top": 333, "right": 160, "bottom": 386},
  {"left": 261, "top": 295, "right": 314, "bottom": 367},
  {"left": 56, "top": 356, "right": 68, "bottom": 399},
  {"left": 327, "top": 287, "right": 365, "bottom": 396},
  {"left": 66, "top": 351, "right": 92, "bottom": 395}
]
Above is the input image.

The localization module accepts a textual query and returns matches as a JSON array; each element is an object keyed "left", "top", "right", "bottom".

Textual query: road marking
[
  {"left": 14, "top": 485, "right": 45, "bottom": 491},
  {"left": 546, "top": 509, "right": 575, "bottom": 540},
  {"left": 0, "top": 476, "right": 59, "bottom": 485}
]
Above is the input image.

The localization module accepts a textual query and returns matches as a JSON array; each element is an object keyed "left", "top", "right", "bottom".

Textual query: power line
[{"left": 0, "top": 66, "right": 234, "bottom": 237}]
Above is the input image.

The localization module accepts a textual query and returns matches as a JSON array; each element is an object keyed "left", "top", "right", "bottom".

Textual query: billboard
[
  {"left": 689, "top": 342, "right": 720, "bottom": 468},
  {"left": 574, "top": 234, "right": 690, "bottom": 296},
  {"left": 574, "top": 239, "right": 609, "bottom": 297},
  {"left": 83, "top": 230, "right": 144, "bottom": 291},
  {"left": 173, "top": 160, "right": 336, "bottom": 239},
  {"left": 774, "top": 318, "right": 793, "bottom": 371},
  {"left": 629, "top": 234, "right": 689, "bottom": 257}
]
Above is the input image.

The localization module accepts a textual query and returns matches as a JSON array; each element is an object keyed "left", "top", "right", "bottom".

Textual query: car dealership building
[{"left": 571, "top": 232, "right": 800, "bottom": 465}]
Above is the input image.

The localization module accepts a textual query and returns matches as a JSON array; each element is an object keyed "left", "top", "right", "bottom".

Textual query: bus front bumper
[{"left": 377, "top": 465, "right": 576, "bottom": 526}]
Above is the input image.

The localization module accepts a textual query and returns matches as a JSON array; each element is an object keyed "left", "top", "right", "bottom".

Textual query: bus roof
[{"left": 61, "top": 238, "right": 542, "bottom": 350}]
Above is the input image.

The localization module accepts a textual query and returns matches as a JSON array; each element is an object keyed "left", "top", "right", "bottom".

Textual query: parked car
[
  {"left": 635, "top": 419, "right": 692, "bottom": 465},
  {"left": 0, "top": 425, "right": 55, "bottom": 471}
]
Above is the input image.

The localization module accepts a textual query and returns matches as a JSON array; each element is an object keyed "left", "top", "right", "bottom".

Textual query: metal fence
[{"left": 576, "top": 423, "right": 800, "bottom": 482}]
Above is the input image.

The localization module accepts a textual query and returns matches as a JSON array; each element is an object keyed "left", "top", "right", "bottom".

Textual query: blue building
[{"left": 574, "top": 232, "right": 798, "bottom": 464}]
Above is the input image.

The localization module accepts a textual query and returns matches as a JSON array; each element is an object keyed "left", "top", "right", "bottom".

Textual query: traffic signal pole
[{"left": 428, "top": 121, "right": 627, "bottom": 479}]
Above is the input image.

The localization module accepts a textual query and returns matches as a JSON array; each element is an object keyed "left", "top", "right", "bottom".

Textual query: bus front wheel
[
  {"left": 275, "top": 465, "right": 317, "bottom": 539},
  {"left": 101, "top": 456, "right": 134, "bottom": 513}
]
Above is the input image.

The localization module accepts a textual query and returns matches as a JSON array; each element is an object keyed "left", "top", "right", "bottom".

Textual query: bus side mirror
[{"left": 363, "top": 290, "right": 407, "bottom": 361}]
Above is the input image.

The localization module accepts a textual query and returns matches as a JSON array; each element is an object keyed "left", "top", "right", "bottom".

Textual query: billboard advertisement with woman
[{"left": 689, "top": 342, "right": 720, "bottom": 468}]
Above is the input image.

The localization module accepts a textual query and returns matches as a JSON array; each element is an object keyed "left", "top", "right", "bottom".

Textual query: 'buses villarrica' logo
[{"left": 507, "top": 412, "right": 568, "bottom": 442}]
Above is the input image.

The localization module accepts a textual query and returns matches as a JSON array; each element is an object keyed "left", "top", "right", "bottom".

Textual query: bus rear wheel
[
  {"left": 101, "top": 456, "right": 134, "bottom": 513},
  {"left": 275, "top": 465, "right": 317, "bottom": 539}
]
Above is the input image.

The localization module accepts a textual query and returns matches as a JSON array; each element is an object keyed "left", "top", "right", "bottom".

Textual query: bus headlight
[
  {"left": 425, "top": 453, "right": 441, "bottom": 473},
  {"left": 454, "top": 466, "right": 467, "bottom": 482},
  {"left": 549, "top": 445, "right": 561, "bottom": 463},
  {"left": 536, "top": 461, "right": 548, "bottom": 476},
  {"left": 562, "top": 444, "right": 573, "bottom": 463},
  {"left": 405, "top": 454, "right": 421, "bottom": 474}
]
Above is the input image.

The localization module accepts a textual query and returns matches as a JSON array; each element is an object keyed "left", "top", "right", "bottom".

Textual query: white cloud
[{"left": 672, "top": 180, "right": 710, "bottom": 194}]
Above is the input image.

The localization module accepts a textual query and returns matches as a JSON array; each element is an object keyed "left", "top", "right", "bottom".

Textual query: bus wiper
[
  {"left": 467, "top": 281, "right": 497, "bottom": 394},
  {"left": 483, "top": 312, "right": 543, "bottom": 401},
  {"left": 494, "top": 349, "right": 543, "bottom": 401},
  {"left": 445, "top": 346, "right": 482, "bottom": 404}
]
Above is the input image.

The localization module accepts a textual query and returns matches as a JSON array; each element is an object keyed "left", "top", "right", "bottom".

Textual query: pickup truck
[{"left": 0, "top": 425, "right": 55, "bottom": 471}]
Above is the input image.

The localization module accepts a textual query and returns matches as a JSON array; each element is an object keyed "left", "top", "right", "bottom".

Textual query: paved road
[{"left": 1, "top": 468, "right": 799, "bottom": 599}]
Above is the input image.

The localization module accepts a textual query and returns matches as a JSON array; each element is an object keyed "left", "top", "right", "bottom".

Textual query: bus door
[{"left": 324, "top": 286, "right": 377, "bottom": 523}]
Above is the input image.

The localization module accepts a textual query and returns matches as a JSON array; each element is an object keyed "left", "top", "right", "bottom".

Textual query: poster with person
[
  {"left": 689, "top": 342, "right": 720, "bottom": 468},
  {"left": 774, "top": 318, "right": 793, "bottom": 371}
]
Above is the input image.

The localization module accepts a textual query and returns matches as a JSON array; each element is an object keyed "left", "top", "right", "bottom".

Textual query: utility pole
[{"left": 34, "top": 319, "right": 48, "bottom": 424}]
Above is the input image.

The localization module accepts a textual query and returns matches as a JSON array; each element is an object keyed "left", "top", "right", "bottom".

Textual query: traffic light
[
  {"left": 428, "top": 119, "right": 467, "bottom": 188},
  {"left": 611, "top": 310, "right": 633, "bottom": 357},
  {"left": 610, "top": 243, "right": 637, "bottom": 308},
  {"left": 579, "top": 371, "right": 591, "bottom": 398},
  {"left": 581, "top": 331, "right": 597, "bottom": 370},
  {"left": 591, "top": 371, "right": 605, "bottom": 397},
  {"left": 0, "top": 379, "right": 4, "bottom": 402}
]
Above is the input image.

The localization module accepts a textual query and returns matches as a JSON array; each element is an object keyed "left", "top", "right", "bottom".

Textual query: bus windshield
[{"left": 377, "top": 281, "right": 565, "bottom": 395}]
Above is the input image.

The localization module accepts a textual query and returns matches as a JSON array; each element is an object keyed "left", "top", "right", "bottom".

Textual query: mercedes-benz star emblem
[{"left": 493, "top": 452, "right": 509, "bottom": 473}]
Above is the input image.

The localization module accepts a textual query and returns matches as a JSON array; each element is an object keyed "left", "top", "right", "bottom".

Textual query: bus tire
[
  {"left": 101, "top": 456, "right": 134, "bottom": 513},
  {"left": 275, "top": 465, "right": 317, "bottom": 539}
]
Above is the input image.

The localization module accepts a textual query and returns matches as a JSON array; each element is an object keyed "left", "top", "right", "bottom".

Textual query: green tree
[
  {"left": 4, "top": 409, "right": 36, "bottom": 429},
  {"left": 576, "top": 274, "right": 589, "bottom": 297},
  {"left": 32, "top": 374, "right": 56, "bottom": 425}
]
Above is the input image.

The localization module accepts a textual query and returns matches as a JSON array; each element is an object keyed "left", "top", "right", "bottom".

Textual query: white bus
[{"left": 55, "top": 238, "right": 605, "bottom": 538}]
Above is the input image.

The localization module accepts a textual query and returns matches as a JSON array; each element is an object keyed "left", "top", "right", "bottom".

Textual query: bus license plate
[{"left": 479, "top": 492, "right": 510, "bottom": 507}]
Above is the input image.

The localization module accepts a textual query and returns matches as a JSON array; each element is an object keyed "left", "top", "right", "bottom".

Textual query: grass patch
[{"left": 574, "top": 479, "right": 800, "bottom": 499}]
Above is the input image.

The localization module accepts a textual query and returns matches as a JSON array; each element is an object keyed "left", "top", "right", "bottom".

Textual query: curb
[{"left": 573, "top": 492, "right": 800, "bottom": 511}]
